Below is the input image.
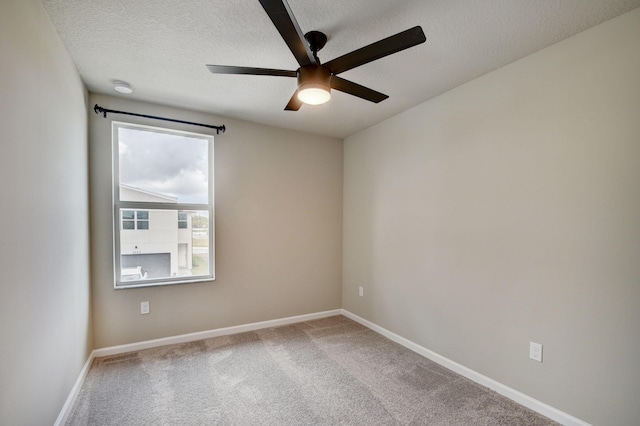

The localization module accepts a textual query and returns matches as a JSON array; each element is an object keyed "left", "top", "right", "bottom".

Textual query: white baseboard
[
  {"left": 54, "top": 350, "right": 96, "bottom": 426},
  {"left": 340, "top": 309, "right": 591, "bottom": 426},
  {"left": 93, "top": 309, "right": 342, "bottom": 357}
]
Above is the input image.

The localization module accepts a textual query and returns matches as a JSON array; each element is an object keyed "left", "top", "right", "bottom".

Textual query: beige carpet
[{"left": 66, "top": 315, "right": 559, "bottom": 425}]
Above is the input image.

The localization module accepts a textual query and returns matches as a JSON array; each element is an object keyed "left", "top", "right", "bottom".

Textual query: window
[
  {"left": 113, "top": 122, "right": 214, "bottom": 288},
  {"left": 122, "top": 210, "right": 149, "bottom": 230},
  {"left": 178, "top": 212, "right": 188, "bottom": 229}
]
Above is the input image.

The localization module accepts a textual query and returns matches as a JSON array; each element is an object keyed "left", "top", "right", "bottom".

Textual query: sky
[{"left": 118, "top": 126, "right": 210, "bottom": 204}]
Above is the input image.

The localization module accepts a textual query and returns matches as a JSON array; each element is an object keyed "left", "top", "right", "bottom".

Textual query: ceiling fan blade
[
  {"left": 331, "top": 76, "right": 388, "bottom": 103},
  {"left": 258, "top": 0, "right": 316, "bottom": 67},
  {"left": 284, "top": 91, "right": 303, "bottom": 111},
  {"left": 325, "top": 26, "right": 426, "bottom": 75},
  {"left": 206, "top": 65, "right": 297, "bottom": 77}
]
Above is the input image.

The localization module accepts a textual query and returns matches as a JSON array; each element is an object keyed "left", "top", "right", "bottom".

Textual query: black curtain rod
[{"left": 93, "top": 104, "right": 226, "bottom": 134}]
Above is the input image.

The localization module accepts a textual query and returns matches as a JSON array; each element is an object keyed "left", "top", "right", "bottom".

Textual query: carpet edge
[
  {"left": 56, "top": 308, "right": 590, "bottom": 426},
  {"left": 93, "top": 309, "right": 343, "bottom": 358},
  {"left": 54, "top": 350, "right": 96, "bottom": 426},
  {"left": 340, "top": 309, "right": 591, "bottom": 426},
  {"left": 55, "top": 310, "right": 343, "bottom": 424}
]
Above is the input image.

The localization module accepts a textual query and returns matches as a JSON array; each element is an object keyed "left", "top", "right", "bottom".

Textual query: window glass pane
[
  {"left": 122, "top": 210, "right": 135, "bottom": 220},
  {"left": 118, "top": 127, "right": 209, "bottom": 204},
  {"left": 190, "top": 212, "right": 210, "bottom": 277},
  {"left": 178, "top": 212, "right": 187, "bottom": 221},
  {"left": 118, "top": 209, "right": 210, "bottom": 282},
  {"left": 136, "top": 211, "right": 149, "bottom": 220},
  {"left": 122, "top": 221, "right": 134, "bottom": 230}
]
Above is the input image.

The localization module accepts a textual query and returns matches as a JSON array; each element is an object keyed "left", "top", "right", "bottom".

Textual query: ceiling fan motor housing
[{"left": 297, "top": 64, "right": 332, "bottom": 95}]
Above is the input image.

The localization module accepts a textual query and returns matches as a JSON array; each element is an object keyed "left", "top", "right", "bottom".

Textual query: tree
[{"left": 191, "top": 213, "right": 209, "bottom": 229}]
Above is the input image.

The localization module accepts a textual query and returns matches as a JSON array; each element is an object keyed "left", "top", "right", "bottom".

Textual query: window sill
[{"left": 114, "top": 276, "right": 215, "bottom": 290}]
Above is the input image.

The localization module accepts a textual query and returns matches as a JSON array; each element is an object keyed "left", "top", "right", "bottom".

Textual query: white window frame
[{"left": 112, "top": 121, "right": 215, "bottom": 289}]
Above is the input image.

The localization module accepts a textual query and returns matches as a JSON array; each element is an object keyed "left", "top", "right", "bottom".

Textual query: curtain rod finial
[{"left": 94, "top": 104, "right": 107, "bottom": 117}]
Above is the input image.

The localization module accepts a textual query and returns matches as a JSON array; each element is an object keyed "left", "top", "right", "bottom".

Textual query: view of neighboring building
[{"left": 119, "top": 184, "right": 194, "bottom": 281}]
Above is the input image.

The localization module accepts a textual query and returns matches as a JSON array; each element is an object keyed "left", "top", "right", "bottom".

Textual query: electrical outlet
[
  {"left": 529, "top": 341, "right": 542, "bottom": 362},
  {"left": 141, "top": 301, "right": 150, "bottom": 315},
  {"left": 359, "top": 286, "right": 364, "bottom": 297}
]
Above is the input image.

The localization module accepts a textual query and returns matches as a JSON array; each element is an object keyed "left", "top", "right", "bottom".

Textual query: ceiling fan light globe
[{"left": 298, "top": 84, "right": 331, "bottom": 105}]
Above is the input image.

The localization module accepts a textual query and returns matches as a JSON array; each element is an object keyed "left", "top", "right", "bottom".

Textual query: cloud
[{"left": 118, "top": 127, "right": 210, "bottom": 204}]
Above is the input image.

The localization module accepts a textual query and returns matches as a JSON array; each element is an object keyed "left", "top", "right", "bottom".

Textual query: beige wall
[
  {"left": 0, "top": 1, "right": 91, "bottom": 425},
  {"left": 343, "top": 9, "right": 640, "bottom": 426},
  {"left": 89, "top": 93, "right": 343, "bottom": 348}
]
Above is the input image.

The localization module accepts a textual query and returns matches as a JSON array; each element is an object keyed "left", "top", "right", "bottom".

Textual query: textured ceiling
[{"left": 41, "top": 0, "right": 640, "bottom": 138}]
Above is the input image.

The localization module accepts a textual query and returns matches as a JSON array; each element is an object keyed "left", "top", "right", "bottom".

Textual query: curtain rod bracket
[{"left": 93, "top": 104, "right": 226, "bottom": 134}]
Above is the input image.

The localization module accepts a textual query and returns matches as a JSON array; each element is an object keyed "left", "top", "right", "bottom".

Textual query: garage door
[{"left": 121, "top": 253, "right": 170, "bottom": 279}]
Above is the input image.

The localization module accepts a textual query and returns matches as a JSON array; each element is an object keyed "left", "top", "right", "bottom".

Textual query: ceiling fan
[{"left": 206, "top": 0, "right": 426, "bottom": 111}]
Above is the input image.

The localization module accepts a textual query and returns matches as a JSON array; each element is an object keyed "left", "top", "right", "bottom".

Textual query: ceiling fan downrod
[{"left": 304, "top": 30, "right": 328, "bottom": 63}]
